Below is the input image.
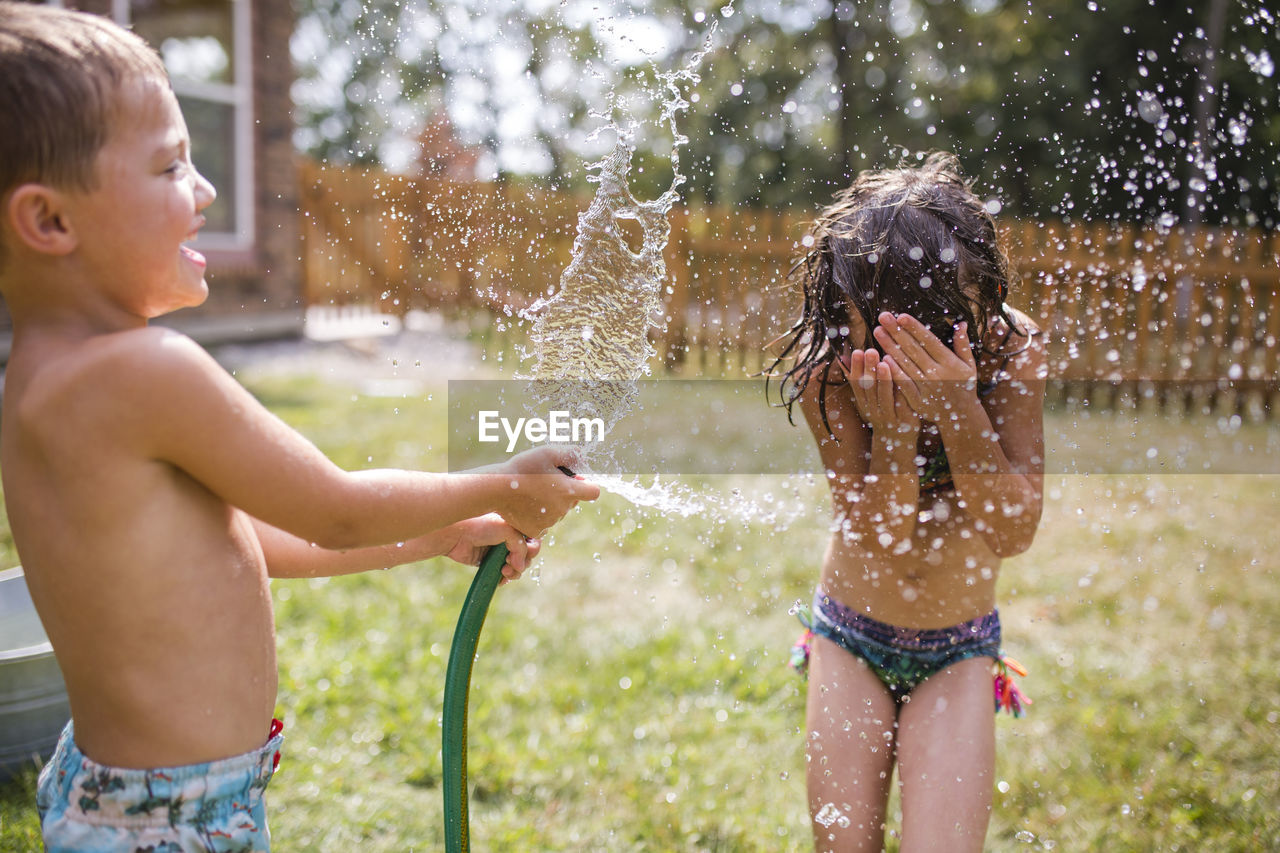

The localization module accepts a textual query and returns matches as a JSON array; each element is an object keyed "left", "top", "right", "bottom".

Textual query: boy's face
[{"left": 63, "top": 79, "right": 216, "bottom": 318}]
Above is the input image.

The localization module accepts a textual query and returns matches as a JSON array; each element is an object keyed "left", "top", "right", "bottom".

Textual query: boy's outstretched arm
[
  {"left": 126, "top": 330, "right": 597, "bottom": 549},
  {"left": 249, "top": 513, "right": 539, "bottom": 580}
]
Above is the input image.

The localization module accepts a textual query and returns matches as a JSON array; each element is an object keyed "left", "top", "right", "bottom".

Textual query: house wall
[{"left": 171, "top": 0, "right": 303, "bottom": 342}]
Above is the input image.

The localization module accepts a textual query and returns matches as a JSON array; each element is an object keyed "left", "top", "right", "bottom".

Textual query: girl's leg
[
  {"left": 805, "top": 635, "right": 899, "bottom": 853},
  {"left": 894, "top": 656, "right": 996, "bottom": 853}
]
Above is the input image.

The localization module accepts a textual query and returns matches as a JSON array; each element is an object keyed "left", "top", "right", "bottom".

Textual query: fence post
[{"left": 663, "top": 206, "right": 692, "bottom": 372}]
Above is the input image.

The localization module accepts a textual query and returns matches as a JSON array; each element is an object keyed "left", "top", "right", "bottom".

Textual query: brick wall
[
  {"left": 163, "top": 0, "right": 303, "bottom": 339},
  {"left": 184, "top": 0, "right": 300, "bottom": 317}
]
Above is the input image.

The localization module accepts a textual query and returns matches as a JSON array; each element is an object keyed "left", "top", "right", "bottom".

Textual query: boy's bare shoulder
[{"left": 13, "top": 326, "right": 216, "bottom": 433}]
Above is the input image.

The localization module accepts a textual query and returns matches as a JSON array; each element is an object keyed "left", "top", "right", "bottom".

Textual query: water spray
[{"left": 441, "top": 21, "right": 718, "bottom": 851}]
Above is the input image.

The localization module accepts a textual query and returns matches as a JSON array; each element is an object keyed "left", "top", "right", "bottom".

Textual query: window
[{"left": 116, "top": 0, "right": 253, "bottom": 251}]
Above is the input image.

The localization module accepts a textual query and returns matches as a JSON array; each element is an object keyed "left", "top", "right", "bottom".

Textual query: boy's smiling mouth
[
  {"left": 181, "top": 221, "right": 207, "bottom": 267},
  {"left": 180, "top": 243, "right": 207, "bottom": 268}
]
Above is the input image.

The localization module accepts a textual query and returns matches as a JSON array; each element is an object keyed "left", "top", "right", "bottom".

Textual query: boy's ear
[{"left": 5, "top": 183, "right": 78, "bottom": 256}]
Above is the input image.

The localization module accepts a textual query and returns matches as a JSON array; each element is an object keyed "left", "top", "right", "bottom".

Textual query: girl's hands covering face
[
  {"left": 872, "top": 312, "right": 979, "bottom": 424},
  {"left": 836, "top": 346, "right": 921, "bottom": 440}
]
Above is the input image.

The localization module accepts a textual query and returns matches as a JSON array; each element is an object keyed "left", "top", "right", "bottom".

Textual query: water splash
[
  {"left": 522, "top": 29, "right": 712, "bottom": 380},
  {"left": 518, "top": 137, "right": 674, "bottom": 427},
  {"left": 508, "top": 12, "right": 821, "bottom": 528},
  {"left": 517, "top": 24, "right": 718, "bottom": 508}
]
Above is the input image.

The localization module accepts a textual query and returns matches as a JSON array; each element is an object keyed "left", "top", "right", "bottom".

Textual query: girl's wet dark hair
[{"left": 767, "top": 151, "right": 1021, "bottom": 432}]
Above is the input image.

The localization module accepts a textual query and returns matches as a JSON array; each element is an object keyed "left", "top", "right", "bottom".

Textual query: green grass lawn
[{"left": 2, "top": 368, "right": 1278, "bottom": 851}]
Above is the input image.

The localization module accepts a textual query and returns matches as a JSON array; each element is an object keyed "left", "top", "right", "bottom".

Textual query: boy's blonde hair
[{"left": 0, "top": 2, "right": 168, "bottom": 266}]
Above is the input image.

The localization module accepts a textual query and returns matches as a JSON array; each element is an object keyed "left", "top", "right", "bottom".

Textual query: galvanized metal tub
[{"left": 0, "top": 566, "right": 70, "bottom": 780}]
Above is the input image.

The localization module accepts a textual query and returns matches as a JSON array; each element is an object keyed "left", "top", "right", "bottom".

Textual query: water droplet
[
  {"left": 1137, "top": 94, "right": 1162, "bottom": 123},
  {"left": 815, "top": 803, "right": 842, "bottom": 827},
  {"left": 1245, "top": 48, "right": 1274, "bottom": 77}
]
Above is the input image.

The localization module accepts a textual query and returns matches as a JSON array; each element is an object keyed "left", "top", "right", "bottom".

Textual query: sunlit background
[
  {"left": 2, "top": 2, "right": 1279, "bottom": 850},
  {"left": 288, "top": 0, "right": 1276, "bottom": 226}
]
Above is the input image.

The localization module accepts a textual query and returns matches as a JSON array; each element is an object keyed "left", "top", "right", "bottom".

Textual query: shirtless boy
[{"left": 0, "top": 5, "right": 598, "bottom": 850}]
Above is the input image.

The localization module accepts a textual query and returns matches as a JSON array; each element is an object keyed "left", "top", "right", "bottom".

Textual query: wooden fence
[{"left": 299, "top": 159, "right": 1280, "bottom": 413}]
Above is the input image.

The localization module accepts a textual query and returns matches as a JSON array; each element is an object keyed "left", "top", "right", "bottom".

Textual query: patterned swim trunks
[{"left": 36, "top": 718, "right": 283, "bottom": 853}]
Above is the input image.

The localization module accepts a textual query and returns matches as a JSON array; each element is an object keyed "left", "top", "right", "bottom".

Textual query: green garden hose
[
  {"left": 442, "top": 542, "right": 507, "bottom": 853},
  {"left": 444, "top": 466, "right": 576, "bottom": 851}
]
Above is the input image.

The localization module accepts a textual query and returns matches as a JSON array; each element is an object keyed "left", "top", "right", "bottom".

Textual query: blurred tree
[
  {"left": 292, "top": 0, "right": 1278, "bottom": 226},
  {"left": 671, "top": 0, "right": 1278, "bottom": 226},
  {"left": 292, "top": 0, "right": 440, "bottom": 167},
  {"left": 920, "top": 0, "right": 1279, "bottom": 227},
  {"left": 292, "top": 0, "right": 607, "bottom": 184}
]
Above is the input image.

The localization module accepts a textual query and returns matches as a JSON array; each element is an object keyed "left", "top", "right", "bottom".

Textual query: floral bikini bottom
[{"left": 792, "top": 589, "right": 1030, "bottom": 716}]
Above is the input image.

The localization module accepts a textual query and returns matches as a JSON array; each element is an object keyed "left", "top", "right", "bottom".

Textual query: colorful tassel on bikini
[
  {"left": 790, "top": 628, "right": 814, "bottom": 677},
  {"left": 994, "top": 656, "right": 1031, "bottom": 717},
  {"left": 789, "top": 604, "right": 814, "bottom": 677}
]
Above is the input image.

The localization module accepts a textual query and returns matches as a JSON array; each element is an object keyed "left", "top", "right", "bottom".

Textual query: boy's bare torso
[{"left": 2, "top": 327, "right": 278, "bottom": 769}]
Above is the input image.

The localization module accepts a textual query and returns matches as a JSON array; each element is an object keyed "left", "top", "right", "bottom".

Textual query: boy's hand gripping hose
[{"left": 443, "top": 466, "right": 575, "bottom": 853}]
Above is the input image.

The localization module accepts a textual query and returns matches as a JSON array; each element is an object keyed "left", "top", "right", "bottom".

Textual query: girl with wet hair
[{"left": 770, "top": 152, "right": 1046, "bottom": 852}]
